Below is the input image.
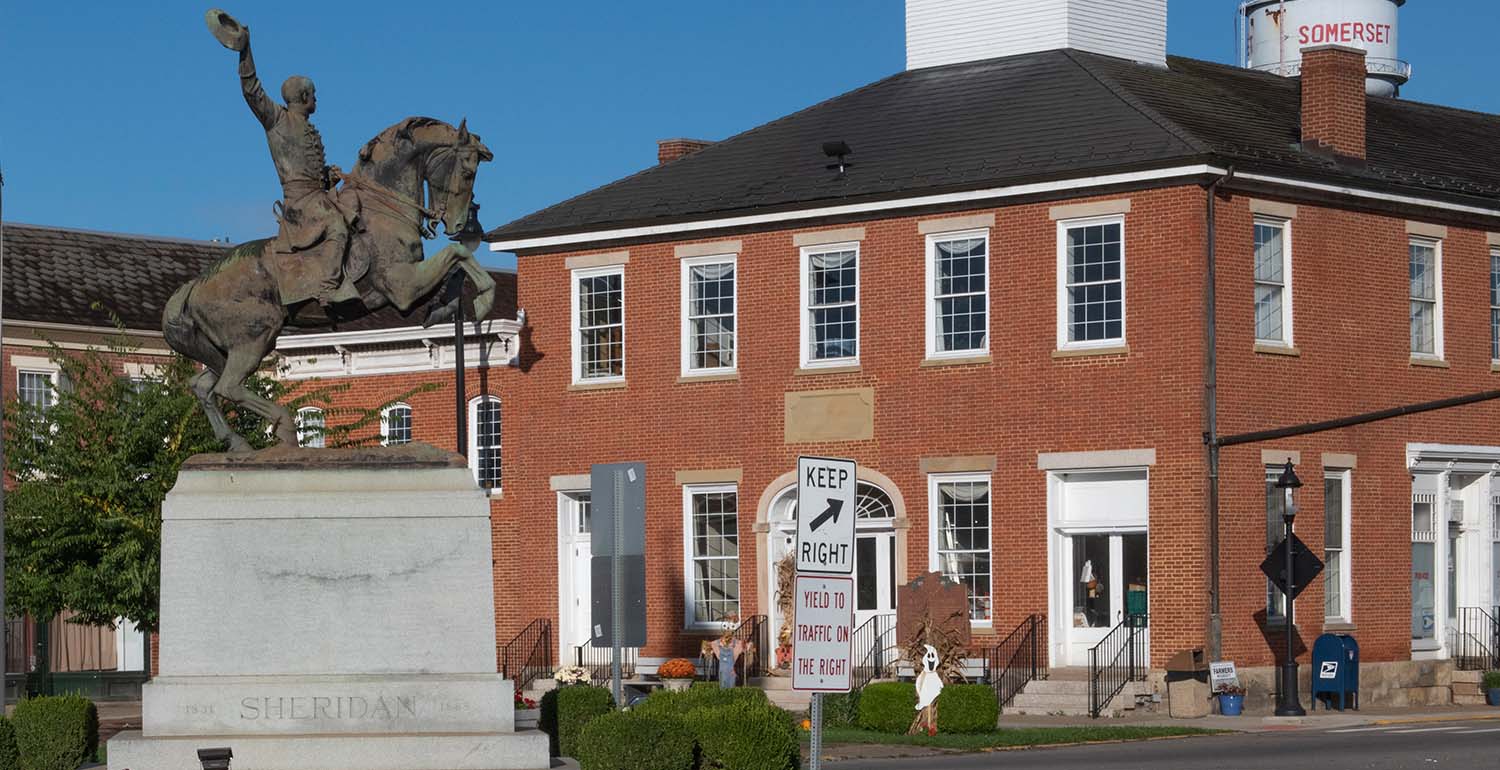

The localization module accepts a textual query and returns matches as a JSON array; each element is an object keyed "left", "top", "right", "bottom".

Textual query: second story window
[
  {"left": 381, "top": 403, "right": 412, "bottom": 446},
  {"left": 17, "top": 370, "right": 56, "bottom": 412},
  {"left": 1254, "top": 219, "right": 1293, "bottom": 346},
  {"left": 927, "top": 231, "right": 989, "bottom": 357},
  {"left": 1409, "top": 238, "right": 1442, "bottom": 359},
  {"left": 801, "top": 244, "right": 860, "bottom": 366},
  {"left": 681, "top": 255, "right": 737, "bottom": 375},
  {"left": 1490, "top": 250, "right": 1499, "bottom": 362},
  {"left": 296, "top": 406, "right": 325, "bottom": 448},
  {"left": 470, "top": 396, "right": 502, "bottom": 490},
  {"left": 572, "top": 266, "right": 624, "bottom": 383},
  {"left": 1058, "top": 218, "right": 1125, "bottom": 349}
]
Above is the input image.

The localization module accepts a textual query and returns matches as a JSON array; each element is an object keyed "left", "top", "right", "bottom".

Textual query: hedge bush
[
  {"left": 821, "top": 689, "right": 861, "bottom": 728},
  {"left": 539, "top": 685, "right": 614, "bottom": 757},
  {"left": 1483, "top": 670, "right": 1500, "bottom": 690},
  {"left": 935, "top": 684, "right": 998, "bottom": 734},
  {"left": 0, "top": 718, "right": 19, "bottom": 770},
  {"left": 574, "top": 710, "right": 695, "bottom": 770},
  {"left": 635, "top": 685, "right": 769, "bottom": 717},
  {"left": 856, "top": 682, "right": 916, "bottom": 733},
  {"left": 11, "top": 695, "right": 98, "bottom": 770},
  {"left": 679, "top": 702, "right": 799, "bottom": 770}
]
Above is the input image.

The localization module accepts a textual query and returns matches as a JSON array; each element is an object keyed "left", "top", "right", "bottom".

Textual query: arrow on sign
[{"left": 807, "top": 499, "right": 844, "bottom": 532}]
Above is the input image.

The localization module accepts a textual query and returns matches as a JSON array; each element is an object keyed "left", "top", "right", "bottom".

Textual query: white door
[
  {"left": 1064, "top": 532, "right": 1148, "bottom": 667},
  {"left": 559, "top": 492, "right": 593, "bottom": 658},
  {"left": 854, "top": 531, "right": 896, "bottom": 628}
]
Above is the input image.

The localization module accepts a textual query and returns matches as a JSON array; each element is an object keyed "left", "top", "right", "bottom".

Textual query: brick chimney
[
  {"left": 657, "top": 138, "right": 714, "bottom": 165},
  {"left": 1300, "top": 45, "right": 1368, "bottom": 160}
]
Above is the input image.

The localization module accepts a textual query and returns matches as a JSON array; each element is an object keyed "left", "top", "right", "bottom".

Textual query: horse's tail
[{"left": 162, "top": 279, "right": 227, "bottom": 373}]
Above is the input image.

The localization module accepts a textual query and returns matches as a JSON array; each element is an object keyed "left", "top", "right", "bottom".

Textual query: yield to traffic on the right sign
[{"left": 796, "top": 456, "right": 857, "bottom": 574}]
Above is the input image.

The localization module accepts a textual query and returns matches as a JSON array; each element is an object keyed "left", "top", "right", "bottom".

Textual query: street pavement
[{"left": 824, "top": 718, "right": 1500, "bottom": 769}]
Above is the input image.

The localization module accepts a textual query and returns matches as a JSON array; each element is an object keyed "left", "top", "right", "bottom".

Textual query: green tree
[{"left": 4, "top": 329, "right": 430, "bottom": 633}]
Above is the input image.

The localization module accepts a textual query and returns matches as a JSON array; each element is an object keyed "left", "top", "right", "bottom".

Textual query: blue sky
[{"left": 2, "top": 1, "right": 1497, "bottom": 269}]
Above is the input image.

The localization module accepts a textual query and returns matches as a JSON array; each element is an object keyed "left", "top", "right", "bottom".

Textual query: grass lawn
[{"left": 811, "top": 725, "right": 1222, "bottom": 751}]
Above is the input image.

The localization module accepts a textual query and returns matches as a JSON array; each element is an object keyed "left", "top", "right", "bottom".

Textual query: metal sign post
[
  {"left": 591, "top": 462, "right": 647, "bottom": 708},
  {"left": 794, "top": 456, "right": 857, "bottom": 770}
]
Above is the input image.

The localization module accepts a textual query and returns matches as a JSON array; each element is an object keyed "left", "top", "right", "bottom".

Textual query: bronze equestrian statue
[{"left": 164, "top": 10, "right": 495, "bottom": 451}]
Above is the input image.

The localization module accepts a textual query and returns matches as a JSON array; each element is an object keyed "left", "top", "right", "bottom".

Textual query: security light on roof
[{"left": 823, "top": 141, "right": 852, "bottom": 174}]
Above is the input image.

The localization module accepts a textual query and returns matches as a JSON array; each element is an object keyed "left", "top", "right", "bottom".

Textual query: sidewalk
[{"left": 995, "top": 703, "right": 1500, "bottom": 733}]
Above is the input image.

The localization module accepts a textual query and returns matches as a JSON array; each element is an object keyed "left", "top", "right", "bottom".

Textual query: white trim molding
[
  {"left": 1055, "top": 214, "right": 1127, "bottom": 352},
  {"left": 489, "top": 165, "right": 1228, "bottom": 252},
  {"left": 682, "top": 482, "right": 742, "bottom": 630},
  {"left": 275, "top": 318, "right": 522, "bottom": 380},
  {"left": 1253, "top": 216, "right": 1295, "bottom": 349},
  {"left": 799, "top": 241, "right": 862, "bottom": 369},
  {"left": 571, "top": 264, "right": 626, "bottom": 385},
  {"left": 680, "top": 253, "right": 738, "bottom": 378},
  {"left": 925, "top": 228, "right": 991, "bottom": 360}
]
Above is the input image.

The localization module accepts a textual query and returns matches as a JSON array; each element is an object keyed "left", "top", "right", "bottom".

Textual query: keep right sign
[{"left": 796, "top": 456, "right": 857, "bottom": 575}]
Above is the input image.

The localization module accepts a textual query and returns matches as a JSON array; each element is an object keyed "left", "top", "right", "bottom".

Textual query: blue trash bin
[{"left": 1311, "top": 633, "right": 1359, "bottom": 711}]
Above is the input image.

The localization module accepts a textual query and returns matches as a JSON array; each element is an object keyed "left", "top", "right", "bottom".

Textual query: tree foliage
[{"left": 4, "top": 327, "right": 432, "bottom": 632}]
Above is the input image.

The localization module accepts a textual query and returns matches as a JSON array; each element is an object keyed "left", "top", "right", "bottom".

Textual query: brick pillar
[
  {"left": 657, "top": 138, "right": 713, "bottom": 165},
  {"left": 1300, "top": 45, "right": 1367, "bottom": 160}
]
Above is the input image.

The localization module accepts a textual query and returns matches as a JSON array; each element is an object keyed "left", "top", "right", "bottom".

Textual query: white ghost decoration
[{"left": 915, "top": 644, "right": 944, "bottom": 711}]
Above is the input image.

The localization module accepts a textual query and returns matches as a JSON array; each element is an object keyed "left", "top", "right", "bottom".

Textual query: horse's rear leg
[
  {"left": 213, "top": 340, "right": 299, "bottom": 447},
  {"left": 190, "top": 368, "right": 250, "bottom": 452}
]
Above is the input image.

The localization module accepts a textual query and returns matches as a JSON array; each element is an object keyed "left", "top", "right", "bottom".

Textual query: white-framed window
[
  {"left": 380, "top": 403, "right": 413, "bottom": 446},
  {"left": 1324, "top": 468, "right": 1353, "bottom": 623},
  {"left": 1265, "top": 466, "right": 1289, "bottom": 620},
  {"left": 1489, "top": 249, "right": 1499, "bottom": 362},
  {"left": 296, "top": 406, "right": 325, "bottom": 448},
  {"left": 683, "top": 484, "right": 740, "bottom": 628},
  {"left": 1411, "top": 489, "right": 1438, "bottom": 644},
  {"left": 800, "top": 243, "right": 860, "bottom": 367},
  {"left": 469, "top": 396, "right": 501, "bottom": 491},
  {"left": 1057, "top": 216, "right": 1125, "bottom": 349},
  {"left": 1254, "top": 218, "right": 1294, "bottom": 346},
  {"left": 925, "top": 230, "right": 990, "bottom": 357},
  {"left": 17, "top": 369, "right": 58, "bottom": 413},
  {"left": 680, "top": 254, "right": 737, "bottom": 375},
  {"left": 1409, "top": 238, "right": 1443, "bottom": 358},
  {"left": 928, "top": 473, "right": 993, "bottom": 624},
  {"left": 571, "top": 265, "right": 624, "bottom": 383}
]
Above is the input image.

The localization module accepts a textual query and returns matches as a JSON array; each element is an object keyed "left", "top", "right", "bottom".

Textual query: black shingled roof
[
  {"left": 1, "top": 222, "right": 228, "bottom": 330},
  {"left": 488, "top": 50, "right": 1500, "bottom": 243},
  {"left": 1, "top": 222, "right": 516, "bottom": 333}
]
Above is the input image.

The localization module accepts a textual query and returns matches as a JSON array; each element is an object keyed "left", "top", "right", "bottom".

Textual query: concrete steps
[
  {"left": 1003, "top": 669, "right": 1150, "bottom": 717},
  {"left": 752, "top": 675, "right": 812, "bottom": 712}
]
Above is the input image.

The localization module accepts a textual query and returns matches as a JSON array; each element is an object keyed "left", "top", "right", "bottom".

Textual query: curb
[{"left": 1370, "top": 712, "right": 1500, "bottom": 726}]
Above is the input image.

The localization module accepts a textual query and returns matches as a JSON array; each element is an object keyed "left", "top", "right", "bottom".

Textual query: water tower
[{"left": 1239, "top": 0, "right": 1410, "bottom": 96}]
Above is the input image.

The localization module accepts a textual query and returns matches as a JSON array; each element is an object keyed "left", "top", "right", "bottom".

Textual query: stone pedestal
[{"left": 108, "top": 445, "right": 548, "bottom": 770}]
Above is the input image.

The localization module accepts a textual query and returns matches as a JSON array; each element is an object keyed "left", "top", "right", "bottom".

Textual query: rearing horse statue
[{"left": 163, "top": 117, "right": 495, "bottom": 451}]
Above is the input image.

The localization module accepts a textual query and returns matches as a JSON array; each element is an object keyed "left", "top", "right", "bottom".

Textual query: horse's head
[
  {"left": 424, "top": 119, "right": 494, "bottom": 238},
  {"left": 354, "top": 117, "right": 494, "bottom": 238}
]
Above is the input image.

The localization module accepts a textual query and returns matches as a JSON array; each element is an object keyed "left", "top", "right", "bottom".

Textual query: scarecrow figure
[
  {"left": 703, "top": 620, "right": 753, "bottom": 688},
  {"left": 911, "top": 644, "right": 945, "bottom": 736}
]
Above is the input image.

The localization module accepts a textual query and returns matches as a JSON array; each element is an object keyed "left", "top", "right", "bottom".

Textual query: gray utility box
[
  {"left": 1165, "top": 648, "right": 1211, "bottom": 718},
  {"left": 1311, "top": 633, "right": 1360, "bottom": 711}
]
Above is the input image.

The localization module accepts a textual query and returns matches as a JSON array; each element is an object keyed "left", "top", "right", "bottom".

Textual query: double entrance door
[{"left": 1062, "top": 532, "right": 1147, "bottom": 666}]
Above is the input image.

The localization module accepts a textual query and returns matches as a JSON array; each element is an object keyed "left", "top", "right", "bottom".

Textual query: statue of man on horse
[{"left": 165, "top": 9, "right": 497, "bottom": 451}]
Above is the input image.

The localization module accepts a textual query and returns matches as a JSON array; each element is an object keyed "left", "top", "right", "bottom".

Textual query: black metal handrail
[
  {"left": 983, "top": 614, "right": 1048, "bottom": 710},
  {"left": 1452, "top": 606, "right": 1500, "bottom": 671},
  {"left": 851, "top": 614, "right": 897, "bottom": 691},
  {"left": 1088, "top": 614, "right": 1147, "bottom": 718},
  {"left": 575, "top": 639, "right": 637, "bottom": 681},
  {"left": 500, "top": 619, "right": 552, "bottom": 689},
  {"left": 700, "top": 615, "right": 769, "bottom": 684}
]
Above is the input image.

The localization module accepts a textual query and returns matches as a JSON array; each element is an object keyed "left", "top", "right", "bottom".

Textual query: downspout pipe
[{"left": 1204, "top": 167, "right": 1233, "bottom": 662}]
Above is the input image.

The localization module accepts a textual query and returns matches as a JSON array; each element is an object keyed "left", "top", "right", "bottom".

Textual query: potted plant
[
  {"left": 514, "top": 687, "right": 539, "bottom": 730},
  {"left": 657, "top": 658, "right": 697, "bottom": 691},
  {"left": 1484, "top": 671, "right": 1500, "bottom": 707},
  {"left": 1217, "top": 685, "right": 1246, "bottom": 716},
  {"left": 553, "top": 665, "right": 591, "bottom": 687}
]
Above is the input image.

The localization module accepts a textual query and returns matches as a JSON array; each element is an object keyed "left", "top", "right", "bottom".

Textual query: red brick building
[{"left": 476, "top": 0, "right": 1500, "bottom": 710}]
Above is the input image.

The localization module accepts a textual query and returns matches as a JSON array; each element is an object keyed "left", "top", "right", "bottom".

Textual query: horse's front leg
[{"left": 385, "top": 244, "right": 497, "bottom": 324}]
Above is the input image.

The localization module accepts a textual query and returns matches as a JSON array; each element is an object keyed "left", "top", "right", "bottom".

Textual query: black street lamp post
[
  {"left": 1273, "top": 460, "right": 1306, "bottom": 717},
  {"left": 450, "top": 203, "right": 485, "bottom": 457}
]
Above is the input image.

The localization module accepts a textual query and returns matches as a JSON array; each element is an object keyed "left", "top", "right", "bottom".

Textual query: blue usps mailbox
[{"left": 1311, "top": 633, "right": 1359, "bottom": 711}]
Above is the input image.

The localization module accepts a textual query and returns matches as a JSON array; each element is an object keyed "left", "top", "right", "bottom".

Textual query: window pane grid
[
  {"left": 688, "top": 262, "right": 736, "bottom": 370},
  {"left": 690, "top": 491, "right": 740, "bottom": 624},
  {"left": 17, "top": 372, "right": 53, "bottom": 411},
  {"left": 1410, "top": 242, "right": 1437, "bottom": 355},
  {"left": 474, "top": 399, "right": 501, "bottom": 489},
  {"left": 936, "top": 480, "right": 992, "bottom": 621},
  {"left": 1490, "top": 253, "right": 1499, "bottom": 360},
  {"left": 1254, "top": 223, "right": 1286, "bottom": 342},
  {"left": 296, "top": 408, "right": 325, "bottom": 448},
  {"left": 384, "top": 406, "right": 412, "bottom": 446},
  {"left": 1266, "top": 470, "right": 1286, "bottom": 618},
  {"left": 1065, "top": 223, "right": 1123, "bottom": 343},
  {"left": 808, "top": 249, "right": 858, "bottom": 361},
  {"left": 1324, "top": 475, "right": 1346, "bottom": 619},
  {"left": 933, "top": 237, "right": 988, "bottom": 352},
  {"left": 577, "top": 272, "right": 623, "bottom": 379}
]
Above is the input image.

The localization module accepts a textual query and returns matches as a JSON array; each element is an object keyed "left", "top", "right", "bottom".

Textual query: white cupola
[{"left": 906, "top": 0, "right": 1168, "bottom": 70}]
